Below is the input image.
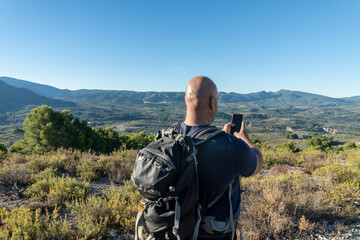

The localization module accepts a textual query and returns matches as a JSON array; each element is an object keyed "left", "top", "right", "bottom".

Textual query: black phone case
[{"left": 231, "top": 114, "right": 243, "bottom": 134}]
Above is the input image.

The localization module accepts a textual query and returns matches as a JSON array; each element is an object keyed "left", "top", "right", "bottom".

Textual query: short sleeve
[{"left": 229, "top": 136, "right": 258, "bottom": 177}]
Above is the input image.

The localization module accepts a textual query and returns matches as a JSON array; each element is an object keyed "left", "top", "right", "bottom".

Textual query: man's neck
[{"left": 184, "top": 115, "right": 211, "bottom": 126}]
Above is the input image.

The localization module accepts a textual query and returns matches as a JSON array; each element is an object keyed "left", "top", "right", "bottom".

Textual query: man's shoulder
[{"left": 173, "top": 122, "right": 216, "bottom": 138}]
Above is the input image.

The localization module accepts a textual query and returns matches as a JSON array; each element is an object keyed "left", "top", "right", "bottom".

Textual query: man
[{"left": 173, "top": 76, "right": 263, "bottom": 239}]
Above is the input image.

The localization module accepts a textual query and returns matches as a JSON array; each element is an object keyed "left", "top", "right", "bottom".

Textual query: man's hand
[
  {"left": 234, "top": 122, "right": 254, "bottom": 147},
  {"left": 223, "top": 122, "right": 252, "bottom": 146},
  {"left": 222, "top": 122, "right": 235, "bottom": 134}
]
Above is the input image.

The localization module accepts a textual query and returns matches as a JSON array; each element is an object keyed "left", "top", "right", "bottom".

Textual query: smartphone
[{"left": 231, "top": 114, "right": 243, "bottom": 134}]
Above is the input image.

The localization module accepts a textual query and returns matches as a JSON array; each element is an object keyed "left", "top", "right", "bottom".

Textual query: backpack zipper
[{"left": 141, "top": 148, "right": 176, "bottom": 170}]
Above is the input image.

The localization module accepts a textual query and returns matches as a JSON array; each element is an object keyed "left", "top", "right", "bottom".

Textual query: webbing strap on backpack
[
  {"left": 135, "top": 210, "right": 155, "bottom": 240},
  {"left": 193, "top": 182, "right": 235, "bottom": 240},
  {"left": 172, "top": 196, "right": 181, "bottom": 240},
  {"left": 229, "top": 184, "right": 235, "bottom": 240}
]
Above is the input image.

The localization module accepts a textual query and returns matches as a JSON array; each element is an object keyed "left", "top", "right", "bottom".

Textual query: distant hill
[
  {"left": 342, "top": 96, "right": 360, "bottom": 102},
  {"left": 0, "top": 76, "right": 73, "bottom": 98},
  {"left": 1, "top": 76, "right": 357, "bottom": 107},
  {"left": 218, "top": 89, "right": 352, "bottom": 106},
  {"left": 0, "top": 80, "right": 76, "bottom": 113}
]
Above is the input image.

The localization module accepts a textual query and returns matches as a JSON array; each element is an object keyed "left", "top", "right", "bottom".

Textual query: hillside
[
  {"left": 0, "top": 76, "right": 73, "bottom": 98},
  {"left": 0, "top": 80, "right": 76, "bottom": 113},
  {"left": 343, "top": 96, "right": 360, "bottom": 102}
]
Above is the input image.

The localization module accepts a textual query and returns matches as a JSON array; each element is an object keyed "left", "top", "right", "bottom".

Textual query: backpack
[{"left": 131, "top": 126, "right": 228, "bottom": 240}]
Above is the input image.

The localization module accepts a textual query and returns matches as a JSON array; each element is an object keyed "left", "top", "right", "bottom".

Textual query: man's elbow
[{"left": 251, "top": 147, "right": 263, "bottom": 176}]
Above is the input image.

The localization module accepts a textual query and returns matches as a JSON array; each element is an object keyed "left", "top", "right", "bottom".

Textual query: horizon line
[{"left": 0, "top": 76, "right": 358, "bottom": 99}]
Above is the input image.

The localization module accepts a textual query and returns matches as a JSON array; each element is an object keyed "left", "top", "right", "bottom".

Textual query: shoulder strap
[
  {"left": 194, "top": 128, "right": 224, "bottom": 146},
  {"left": 171, "top": 122, "right": 181, "bottom": 130}
]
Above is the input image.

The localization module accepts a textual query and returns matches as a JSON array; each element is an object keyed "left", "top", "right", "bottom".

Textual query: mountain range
[
  {"left": 1, "top": 76, "right": 359, "bottom": 106},
  {"left": 1, "top": 76, "right": 360, "bottom": 135}
]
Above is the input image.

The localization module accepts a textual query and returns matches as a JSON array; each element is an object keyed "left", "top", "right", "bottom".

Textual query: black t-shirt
[{"left": 174, "top": 122, "right": 257, "bottom": 219}]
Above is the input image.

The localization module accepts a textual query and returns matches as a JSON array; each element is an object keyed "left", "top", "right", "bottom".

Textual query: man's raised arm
[{"left": 223, "top": 121, "right": 263, "bottom": 176}]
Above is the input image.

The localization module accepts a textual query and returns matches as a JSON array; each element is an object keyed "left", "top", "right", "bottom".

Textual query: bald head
[
  {"left": 185, "top": 76, "right": 218, "bottom": 108},
  {"left": 184, "top": 76, "right": 218, "bottom": 125}
]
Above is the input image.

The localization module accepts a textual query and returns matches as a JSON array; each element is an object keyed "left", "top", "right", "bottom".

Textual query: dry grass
[
  {"left": 239, "top": 173, "right": 338, "bottom": 239},
  {"left": 239, "top": 148, "right": 360, "bottom": 239}
]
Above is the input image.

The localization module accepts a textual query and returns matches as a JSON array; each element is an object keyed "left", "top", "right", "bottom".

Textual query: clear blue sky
[{"left": 0, "top": 0, "right": 359, "bottom": 97}]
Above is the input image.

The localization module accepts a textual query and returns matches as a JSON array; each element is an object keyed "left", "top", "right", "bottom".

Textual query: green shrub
[
  {"left": 120, "top": 132, "right": 154, "bottom": 150},
  {"left": 276, "top": 141, "right": 299, "bottom": 153},
  {"left": 76, "top": 151, "right": 106, "bottom": 182},
  {"left": 343, "top": 142, "right": 357, "bottom": 150},
  {"left": 67, "top": 196, "right": 111, "bottom": 239},
  {"left": 0, "top": 206, "right": 74, "bottom": 239},
  {"left": 76, "top": 158, "right": 102, "bottom": 182},
  {"left": 30, "top": 167, "right": 58, "bottom": 183},
  {"left": 24, "top": 176, "right": 89, "bottom": 207},
  {"left": 314, "top": 162, "right": 358, "bottom": 184},
  {"left": 345, "top": 149, "right": 360, "bottom": 171},
  {"left": 0, "top": 207, "right": 43, "bottom": 239},
  {"left": 104, "top": 181, "right": 142, "bottom": 234},
  {"left": 314, "top": 162, "right": 360, "bottom": 204},
  {"left": 25, "top": 157, "right": 49, "bottom": 173},
  {"left": 306, "top": 137, "right": 333, "bottom": 152},
  {"left": 250, "top": 138, "right": 263, "bottom": 148},
  {"left": 67, "top": 181, "right": 141, "bottom": 238},
  {"left": 0, "top": 143, "right": 7, "bottom": 153},
  {"left": 286, "top": 133, "right": 299, "bottom": 139},
  {"left": 263, "top": 148, "right": 299, "bottom": 166}
]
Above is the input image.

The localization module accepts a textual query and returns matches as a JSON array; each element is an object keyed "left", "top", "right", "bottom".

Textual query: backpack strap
[
  {"left": 172, "top": 196, "right": 181, "bottom": 240},
  {"left": 228, "top": 183, "right": 235, "bottom": 240},
  {"left": 135, "top": 200, "right": 156, "bottom": 240},
  {"left": 135, "top": 210, "right": 147, "bottom": 240},
  {"left": 171, "top": 121, "right": 181, "bottom": 128},
  {"left": 194, "top": 128, "right": 224, "bottom": 146}
]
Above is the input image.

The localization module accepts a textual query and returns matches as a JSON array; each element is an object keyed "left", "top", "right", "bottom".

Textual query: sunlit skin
[
  {"left": 184, "top": 76, "right": 218, "bottom": 126},
  {"left": 184, "top": 76, "right": 263, "bottom": 176}
]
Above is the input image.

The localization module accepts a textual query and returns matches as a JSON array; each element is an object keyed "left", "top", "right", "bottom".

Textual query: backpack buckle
[{"left": 138, "top": 199, "right": 147, "bottom": 212}]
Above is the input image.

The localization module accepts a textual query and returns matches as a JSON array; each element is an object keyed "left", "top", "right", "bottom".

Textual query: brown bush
[
  {"left": 54, "top": 148, "right": 81, "bottom": 174},
  {"left": 104, "top": 150, "right": 137, "bottom": 183},
  {"left": 302, "top": 159, "right": 325, "bottom": 174},
  {"left": 270, "top": 165, "right": 288, "bottom": 175},
  {"left": 7, "top": 153, "right": 27, "bottom": 164},
  {"left": 0, "top": 163, "right": 32, "bottom": 187},
  {"left": 107, "top": 161, "right": 132, "bottom": 184}
]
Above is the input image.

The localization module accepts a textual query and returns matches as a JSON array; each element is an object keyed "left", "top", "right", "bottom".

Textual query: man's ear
[{"left": 209, "top": 96, "right": 216, "bottom": 110}]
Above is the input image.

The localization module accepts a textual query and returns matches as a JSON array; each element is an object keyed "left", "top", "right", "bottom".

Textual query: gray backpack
[{"left": 132, "top": 126, "right": 231, "bottom": 240}]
